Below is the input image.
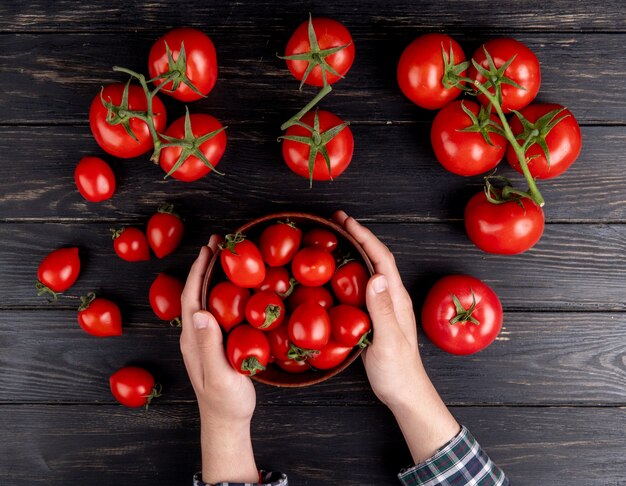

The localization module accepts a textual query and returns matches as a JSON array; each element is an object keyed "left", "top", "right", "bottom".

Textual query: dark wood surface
[{"left": 0, "top": 1, "right": 625, "bottom": 485}]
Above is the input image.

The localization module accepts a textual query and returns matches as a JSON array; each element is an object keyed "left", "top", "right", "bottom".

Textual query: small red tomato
[
  {"left": 329, "top": 304, "right": 371, "bottom": 348},
  {"left": 256, "top": 267, "right": 295, "bottom": 297},
  {"left": 288, "top": 302, "right": 331, "bottom": 350},
  {"left": 302, "top": 228, "right": 338, "bottom": 252},
  {"left": 276, "top": 358, "right": 309, "bottom": 373},
  {"left": 259, "top": 222, "right": 302, "bottom": 267},
  {"left": 226, "top": 324, "right": 270, "bottom": 376},
  {"left": 421, "top": 275, "right": 503, "bottom": 355},
  {"left": 308, "top": 339, "right": 352, "bottom": 370},
  {"left": 74, "top": 156, "right": 116, "bottom": 202},
  {"left": 77, "top": 292, "right": 122, "bottom": 337},
  {"left": 287, "top": 285, "right": 334, "bottom": 312},
  {"left": 331, "top": 261, "right": 369, "bottom": 307},
  {"left": 208, "top": 281, "right": 251, "bottom": 332},
  {"left": 245, "top": 290, "right": 286, "bottom": 331},
  {"left": 109, "top": 366, "right": 160, "bottom": 408},
  {"left": 220, "top": 233, "right": 266, "bottom": 288},
  {"left": 111, "top": 227, "right": 150, "bottom": 262},
  {"left": 147, "top": 204, "right": 185, "bottom": 259},
  {"left": 36, "top": 247, "right": 81, "bottom": 301},
  {"left": 292, "top": 247, "right": 336, "bottom": 286},
  {"left": 148, "top": 27, "right": 218, "bottom": 102},
  {"left": 149, "top": 273, "right": 184, "bottom": 324},
  {"left": 267, "top": 324, "right": 292, "bottom": 361}
]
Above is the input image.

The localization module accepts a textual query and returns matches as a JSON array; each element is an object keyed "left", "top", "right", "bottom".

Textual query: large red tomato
[
  {"left": 267, "top": 324, "right": 292, "bottom": 361},
  {"left": 226, "top": 325, "right": 270, "bottom": 376},
  {"left": 302, "top": 228, "right": 338, "bottom": 252},
  {"left": 109, "top": 366, "right": 160, "bottom": 408},
  {"left": 287, "top": 285, "right": 334, "bottom": 312},
  {"left": 308, "top": 340, "right": 352, "bottom": 370},
  {"left": 329, "top": 304, "right": 371, "bottom": 348},
  {"left": 74, "top": 156, "right": 116, "bottom": 202},
  {"left": 147, "top": 205, "right": 185, "bottom": 259},
  {"left": 36, "top": 247, "right": 81, "bottom": 301},
  {"left": 77, "top": 292, "right": 122, "bottom": 337},
  {"left": 245, "top": 290, "right": 286, "bottom": 331},
  {"left": 259, "top": 222, "right": 302, "bottom": 267},
  {"left": 111, "top": 227, "right": 150, "bottom": 262},
  {"left": 149, "top": 273, "right": 184, "bottom": 323},
  {"left": 208, "top": 281, "right": 251, "bottom": 332},
  {"left": 288, "top": 302, "right": 331, "bottom": 350},
  {"left": 331, "top": 261, "right": 369, "bottom": 308},
  {"left": 256, "top": 267, "right": 294, "bottom": 297},
  {"left": 291, "top": 247, "right": 336, "bottom": 286},
  {"left": 220, "top": 234, "right": 266, "bottom": 288}
]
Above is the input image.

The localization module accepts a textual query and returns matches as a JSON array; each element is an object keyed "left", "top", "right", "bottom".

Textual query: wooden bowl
[{"left": 201, "top": 212, "right": 375, "bottom": 387}]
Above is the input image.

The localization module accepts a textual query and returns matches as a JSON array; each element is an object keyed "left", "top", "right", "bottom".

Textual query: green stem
[{"left": 281, "top": 84, "right": 332, "bottom": 131}]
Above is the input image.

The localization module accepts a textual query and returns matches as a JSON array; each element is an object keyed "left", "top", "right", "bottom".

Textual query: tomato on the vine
[
  {"left": 331, "top": 261, "right": 368, "bottom": 307},
  {"left": 329, "top": 304, "right": 371, "bottom": 348},
  {"left": 74, "top": 156, "right": 116, "bottom": 202},
  {"left": 308, "top": 339, "right": 352, "bottom": 370},
  {"left": 220, "top": 234, "right": 266, "bottom": 288},
  {"left": 245, "top": 290, "right": 286, "bottom": 331},
  {"left": 35, "top": 247, "right": 81, "bottom": 301},
  {"left": 287, "top": 285, "right": 334, "bottom": 312},
  {"left": 226, "top": 324, "right": 270, "bottom": 376},
  {"left": 112, "top": 227, "right": 150, "bottom": 262},
  {"left": 77, "top": 292, "right": 122, "bottom": 337},
  {"left": 421, "top": 275, "right": 503, "bottom": 355},
  {"left": 147, "top": 204, "right": 184, "bottom": 258},
  {"left": 148, "top": 27, "right": 218, "bottom": 102},
  {"left": 256, "top": 267, "right": 295, "bottom": 296},
  {"left": 302, "top": 228, "right": 338, "bottom": 252},
  {"left": 288, "top": 302, "right": 331, "bottom": 350},
  {"left": 149, "top": 273, "right": 184, "bottom": 323},
  {"left": 208, "top": 281, "right": 250, "bottom": 332},
  {"left": 259, "top": 222, "right": 302, "bottom": 267},
  {"left": 292, "top": 247, "right": 336, "bottom": 286},
  {"left": 109, "top": 366, "right": 160, "bottom": 408}
]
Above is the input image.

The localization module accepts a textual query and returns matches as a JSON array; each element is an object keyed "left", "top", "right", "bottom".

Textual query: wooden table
[{"left": 1, "top": 1, "right": 625, "bottom": 484}]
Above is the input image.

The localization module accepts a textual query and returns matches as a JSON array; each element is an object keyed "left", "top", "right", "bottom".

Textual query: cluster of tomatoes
[
  {"left": 208, "top": 221, "right": 372, "bottom": 375},
  {"left": 398, "top": 34, "right": 582, "bottom": 254}
]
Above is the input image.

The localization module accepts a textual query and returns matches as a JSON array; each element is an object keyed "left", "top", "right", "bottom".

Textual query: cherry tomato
[
  {"left": 288, "top": 302, "right": 331, "bottom": 350},
  {"left": 147, "top": 205, "right": 184, "bottom": 259},
  {"left": 282, "top": 110, "right": 354, "bottom": 182},
  {"left": 109, "top": 366, "right": 160, "bottom": 408},
  {"left": 430, "top": 100, "right": 506, "bottom": 176},
  {"left": 112, "top": 227, "right": 150, "bottom": 262},
  {"left": 506, "top": 103, "right": 582, "bottom": 179},
  {"left": 287, "top": 285, "right": 334, "bottom": 312},
  {"left": 469, "top": 38, "right": 540, "bottom": 113},
  {"left": 259, "top": 222, "right": 302, "bottom": 267},
  {"left": 159, "top": 113, "right": 227, "bottom": 182},
  {"left": 421, "top": 275, "right": 503, "bottom": 355},
  {"left": 276, "top": 358, "right": 309, "bottom": 373},
  {"left": 36, "top": 247, "right": 81, "bottom": 301},
  {"left": 331, "top": 261, "right": 368, "bottom": 308},
  {"left": 74, "top": 156, "right": 116, "bottom": 202},
  {"left": 89, "top": 83, "right": 166, "bottom": 159},
  {"left": 284, "top": 17, "right": 355, "bottom": 87},
  {"left": 464, "top": 192, "right": 545, "bottom": 255},
  {"left": 77, "top": 292, "right": 122, "bottom": 337},
  {"left": 220, "top": 234, "right": 266, "bottom": 288},
  {"left": 208, "top": 281, "right": 250, "bottom": 332},
  {"left": 292, "top": 247, "right": 336, "bottom": 286},
  {"left": 329, "top": 304, "right": 371, "bottom": 348},
  {"left": 302, "top": 228, "right": 338, "bottom": 252},
  {"left": 308, "top": 339, "right": 352, "bottom": 370},
  {"left": 397, "top": 33, "right": 466, "bottom": 110},
  {"left": 245, "top": 290, "right": 286, "bottom": 331},
  {"left": 256, "top": 267, "right": 294, "bottom": 296},
  {"left": 149, "top": 273, "right": 184, "bottom": 323},
  {"left": 148, "top": 27, "right": 217, "bottom": 102},
  {"left": 267, "top": 324, "right": 292, "bottom": 361},
  {"left": 226, "top": 324, "right": 270, "bottom": 376}
]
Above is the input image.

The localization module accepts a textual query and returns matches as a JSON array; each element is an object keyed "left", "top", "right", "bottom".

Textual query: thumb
[
  {"left": 192, "top": 311, "right": 232, "bottom": 374},
  {"left": 366, "top": 274, "right": 403, "bottom": 346}
]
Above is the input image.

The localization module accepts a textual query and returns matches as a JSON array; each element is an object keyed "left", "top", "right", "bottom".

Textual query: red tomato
[
  {"left": 74, "top": 156, "right": 116, "bottom": 202},
  {"left": 267, "top": 324, "right": 292, "bottom": 361},
  {"left": 112, "top": 227, "right": 150, "bottom": 262},
  {"left": 109, "top": 366, "right": 160, "bottom": 408},
  {"left": 331, "top": 261, "right": 368, "bottom": 307},
  {"left": 292, "top": 247, "right": 336, "bottom": 287},
  {"left": 506, "top": 103, "right": 582, "bottom": 179},
  {"left": 220, "top": 234, "right": 266, "bottom": 288},
  {"left": 256, "top": 267, "right": 294, "bottom": 296},
  {"left": 302, "top": 228, "right": 338, "bottom": 252},
  {"left": 276, "top": 358, "right": 309, "bottom": 373},
  {"left": 148, "top": 27, "right": 218, "bottom": 102},
  {"left": 245, "top": 290, "right": 286, "bottom": 331},
  {"left": 397, "top": 34, "right": 466, "bottom": 110},
  {"left": 89, "top": 83, "right": 166, "bottom": 158},
  {"left": 464, "top": 192, "right": 545, "bottom": 254},
  {"left": 308, "top": 339, "right": 352, "bottom": 370},
  {"left": 147, "top": 205, "right": 184, "bottom": 259},
  {"left": 284, "top": 17, "right": 355, "bottom": 87},
  {"left": 149, "top": 273, "right": 184, "bottom": 323},
  {"left": 287, "top": 285, "right": 334, "bottom": 312},
  {"left": 430, "top": 100, "right": 506, "bottom": 176},
  {"left": 36, "top": 247, "right": 81, "bottom": 301},
  {"left": 329, "top": 304, "right": 371, "bottom": 348},
  {"left": 259, "top": 222, "right": 302, "bottom": 267},
  {"left": 288, "top": 302, "right": 331, "bottom": 350},
  {"left": 159, "top": 113, "right": 227, "bottom": 182},
  {"left": 226, "top": 324, "right": 270, "bottom": 376},
  {"left": 282, "top": 110, "right": 354, "bottom": 182},
  {"left": 469, "top": 38, "right": 540, "bottom": 113},
  {"left": 421, "top": 275, "right": 503, "bottom": 355},
  {"left": 77, "top": 292, "right": 122, "bottom": 337},
  {"left": 209, "top": 281, "right": 251, "bottom": 332}
]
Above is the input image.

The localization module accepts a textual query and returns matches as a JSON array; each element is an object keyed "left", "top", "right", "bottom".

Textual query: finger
[
  {"left": 332, "top": 210, "right": 349, "bottom": 227},
  {"left": 207, "top": 234, "right": 223, "bottom": 254},
  {"left": 192, "top": 311, "right": 233, "bottom": 377},
  {"left": 182, "top": 245, "right": 213, "bottom": 314},
  {"left": 365, "top": 275, "right": 405, "bottom": 348}
]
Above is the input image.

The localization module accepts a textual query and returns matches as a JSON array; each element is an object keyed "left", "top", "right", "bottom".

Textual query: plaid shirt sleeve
[
  {"left": 193, "top": 470, "right": 288, "bottom": 486},
  {"left": 398, "top": 425, "right": 509, "bottom": 486}
]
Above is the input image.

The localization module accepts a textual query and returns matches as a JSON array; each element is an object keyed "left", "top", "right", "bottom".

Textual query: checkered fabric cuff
[
  {"left": 193, "top": 470, "right": 288, "bottom": 486},
  {"left": 398, "top": 425, "right": 509, "bottom": 486}
]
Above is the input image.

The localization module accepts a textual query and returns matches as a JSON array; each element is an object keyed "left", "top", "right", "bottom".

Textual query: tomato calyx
[
  {"left": 441, "top": 43, "right": 470, "bottom": 90},
  {"left": 34, "top": 281, "right": 59, "bottom": 303},
  {"left": 278, "top": 109, "right": 350, "bottom": 187},
  {"left": 99, "top": 80, "right": 148, "bottom": 144},
  {"left": 142, "top": 383, "right": 163, "bottom": 410},
  {"left": 149, "top": 41, "right": 205, "bottom": 99},
  {"left": 78, "top": 292, "right": 97, "bottom": 311},
  {"left": 287, "top": 343, "right": 319, "bottom": 361},
  {"left": 259, "top": 304, "right": 282, "bottom": 329},
  {"left": 357, "top": 330, "right": 372, "bottom": 349},
  {"left": 157, "top": 202, "right": 182, "bottom": 219},
  {"left": 110, "top": 227, "right": 125, "bottom": 240},
  {"left": 169, "top": 317, "right": 182, "bottom": 328},
  {"left": 449, "top": 290, "right": 480, "bottom": 326},
  {"left": 278, "top": 277, "right": 298, "bottom": 299},
  {"left": 469, "top": 48, "right": 525, "bottom": 103},
  {"left": 510, "top": 107, "right": 569, "bottom": 168},
  {"left": 483, "top": 175, "right": 531, "bottom": 207},
  {"left": 241, "top": 357, "right": 266, "bottom": 376},
  {"left": 219, "top": 232, "right": 246, "bottom": 255},
  {"left": 457, "top": 101, "right": 505, "bottom": 147}
]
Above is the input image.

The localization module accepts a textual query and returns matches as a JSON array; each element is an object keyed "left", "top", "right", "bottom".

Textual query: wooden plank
[
  {"left": 0, "top": 125, "right": 623, "bottom": 223},
  {"left": 1, "top": 309, "right": 625, "bottom": 405},
  {"left": 0, "top": 404, "right": 624, "bottom": 485},
  {"left": 0, "top": 33, "right": 624, "bottom": 125},
  {"left": 1, "top": 0, "right": 625, "bottom": 32},
  {"left": 2, "top": 222, "right": 625, "bottom": 311}
]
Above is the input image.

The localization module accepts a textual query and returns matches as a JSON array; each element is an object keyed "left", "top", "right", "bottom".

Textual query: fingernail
[
  {"left": 193, "top": 312, "right": 210, "bottom": 329},
  {"left": 373, "top": 275, "right": 388, "bottom": 294}
]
